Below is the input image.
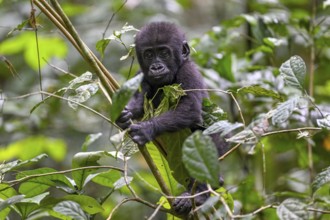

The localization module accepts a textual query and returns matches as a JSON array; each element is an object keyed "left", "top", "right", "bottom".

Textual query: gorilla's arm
[
  {"left": 129, "top": 62, "right": 208, "bottom": 145},
  {"left": 116, "top": 79, "right": 150, "bottom": 130}
]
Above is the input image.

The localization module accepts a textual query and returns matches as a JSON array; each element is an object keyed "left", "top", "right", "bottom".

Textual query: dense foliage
[{"left": 1, "top": 0, "right": 330, "bottom": 219}]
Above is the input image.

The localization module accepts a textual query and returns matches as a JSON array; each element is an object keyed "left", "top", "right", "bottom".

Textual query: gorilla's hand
[
  {"left": 173, "top": 192, "right": 192, "bottom": 215},
  {"left": 129, "top": 121, "right": 156, "bottom": 145},
  {"left": 116, "top": 109, "right": 133, "bottom": 130}
]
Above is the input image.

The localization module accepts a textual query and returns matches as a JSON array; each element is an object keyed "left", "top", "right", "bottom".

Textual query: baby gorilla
[{"left": 116, "top": 22, "right": 224, "bottom": 215}]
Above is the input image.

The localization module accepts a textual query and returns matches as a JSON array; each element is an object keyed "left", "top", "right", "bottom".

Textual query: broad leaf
[
  {"left": 202, "top": 98, "right": 227, "bottom": 127},
  {"left": 89, "top": 170, "right": 121, "bottom": 187},
  {"left": 277, "top": 199, "right": 309, "bottom": 220},
  {"left": 279, "top": 55, "right": 306, "bottom": 90},
  {"left": 16, "top": 168, "right": 73, "bottom": 197},
  {"left": 81, "top": 133, "right": 102, "bottom": 152},
  {"left": 110, "top": 73, "right": 143, "bottom": 121},
  {"left": 316, "top": 115, "right": 330, "bottom": 130},
  {"left": 71, "top": 151, "right": 108, "bottom": 190},
  {"left": 0, "top": 195, "right": 25, "bottom": 212},
  {"left": 113, "top": 177, "right": 133, "bottom": 190},
  {"left": 62, "top": 195, "right": 104, "bottom": 214},
  {"left": 182, "top": 131, "right": 219, "bottom": 187},
  {"left": 226, "top": 129, "right": 257, "bottom": 144},
  {"left": 312, "top": 166, "right": 330, "bottom": 194},
  {"left": 53, "top": 201, "right": 88, "bottom": 220},
  {"left": 68, "top": 83, "right": 99, "bottom": 110},
  {"left": 238, "top": 85, "right": 282, "bottom": 100},
  {"left": 147, "top": 143, "right": 183, "bottom": 195},
  {"left": 203, "top": 120, "right": 243, "bottom": 136},
  {"left": 272, "top": 97, "right": 300, "bottom": 125}
]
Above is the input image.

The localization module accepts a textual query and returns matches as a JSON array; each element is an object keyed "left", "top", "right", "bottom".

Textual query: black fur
[{"left": 116, "top": 22, "right": 225, "bottom": 215}]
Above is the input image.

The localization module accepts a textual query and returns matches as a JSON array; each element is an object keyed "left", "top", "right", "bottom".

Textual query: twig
[
  {"left": 218, "top": 143, "right": 241, "bottom": 161},
  {"left": 102, "top": 0, "right": 128, "bottom": 39},
  {"left": 147, "top": 200, "right": 165, "bottom": 220},
  {"left": 5, "top": 165, "right": 124, "bottom": 186},
  {"left": 106, "top": 197, "right": 173, "bottom": 220},
  {"left": 2, "top": 91, "right": 115, "bottom": 126},
  {"left": 30, "top": 0, "right": 43, "bottom": 100},
  {"left": 123, "top": 156, "right": 137, "bottom": 197},
  {"left": 261, "top": 127, "right": 321, "bottom": 137}
]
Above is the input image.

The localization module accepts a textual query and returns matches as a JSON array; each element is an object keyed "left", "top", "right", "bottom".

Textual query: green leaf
[
  {"left": 20, "top": 192, "right": 49, "bottom": 204},
  {"left": 147, "top": 143, "right": 182, "bottom": 194},
  {"left": 312, "top": 166, "right": 330, "bottom": 194},
  {"left": 96, "top": 39, "right": 110, "bottom": 59},
  {"left": 214, "top": 53, "right": 235, "bottom": 82},
  {"left": 0, "top": 195, "right": 25, "bottom": 212},
  {"left": 280, "top": 55, "right": 306, "bottom": 90},
  {"left": 226, "top": 129, "right": 257, "bottom": 144},
  {"left": 62, "top": 195, "right": 104, "bottom": 214},
  {"left": 182, "top": 131, "right": 219, "bottom": 187},
  {"left": 113, "top": 176, "right": 133, "bottom": 190},
  {"left": 238, "top": 85, "right": 282, "bottom": 100},
  {"left": 0, "top": 136, "right": 66, "bottom": 162},
  {"left": 68, "top": 83, "right": 99, "bottom": 110},
  {"left": 81, "top": 133, "right": 102, "bottom": 152},
  {"left": 203, "top": 120, "right": 243, "bottom": 136},
  {"left": 277, "top": 199, "right": 309, "bottom": 220},
  {"left": 0, "top": 32, "right": 67, "bottom": 70},
  {"left": 53, "top": 201, "right": 88, "bottom": 220},
  {"left": 316, "top": 115, "right": 330, "bottom": 130},
  {"left": 202, "top": 98, "right": 227, "bottom": 127},
  {"left": 272, "top": 97, "right": 300, "bottom": 125},
  {"left": 110, "top": 73, "right": 143, "bottom": 121},
  {"left": 16, "top": 168, "right": 73, "bottom": 197},
  {"left": 89, "top": 170, "right": 121, "bottom": 187},
  {"left": 71, "top": 151, "right": 108, "bottom": 190}
]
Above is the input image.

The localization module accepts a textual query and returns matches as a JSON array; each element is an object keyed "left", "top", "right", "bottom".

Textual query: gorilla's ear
[{"left": 182, "top": 41, "right": 190, "bottom": 60}]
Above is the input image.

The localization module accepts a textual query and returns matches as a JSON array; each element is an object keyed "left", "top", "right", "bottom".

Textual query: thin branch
[
  {"left": 102, "top": 0, "right": 128, "bottom": 39},
  {"left": 5, "top": 165, "right": 124, "bottom": 186},
  {"left": 30, "top": 0, "right": 43, "bottom": 100},
  {"left": 2, "top": 91, "right": 115, "bottom": 126},
  {"left": 218, "top": 143, "right": 241, "bottom": 161},
  {"left": 261, "top": 127, "right": 321, "bottom": 137},
  {"left": 123, "top": 156, "right": 137, "bottom": 197},
  {"left": 147, "top": 200, "right": 165, "bottom": 220}
]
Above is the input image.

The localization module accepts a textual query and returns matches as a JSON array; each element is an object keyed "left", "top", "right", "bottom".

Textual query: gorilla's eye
[
  {"left": 158, "top": 48, "right": 170, "bottom": 59},
  {"left": 143, "top": 50, "right": 154, "bottom": 60}
]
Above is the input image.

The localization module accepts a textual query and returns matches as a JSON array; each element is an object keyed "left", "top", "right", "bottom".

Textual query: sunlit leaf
[
  {"left": 312, "top": 166, "right": 330, "bottom": 194},
  {"left": 16, "top": 168, "right": 73, "bottom": 197},
  {"left": 68, "top": 83, "right": 99, "bottom": 110},
  {"left": 238, "top": 85, "right": 282, "bottom": 100},
  {"left": 203, "top": 120, "right": 243, "bottom": 136},
  {"left": 0, "top": 32, "right": 67, "bottom": 70},
  {"left": 20, "top": 192, "right": 49, "bottom": 204},
  {"left": 110, "top": 73, "right": 143, "bottom": 121},
  {"left": 81, "top": 133, "right": 102, "bottom": 152},
  {"left": 277, "top": 199, "right": 309, "bottom": 220},
  {"left": 62, "top": 195, "right": 103, "bottom": 214},
  {"left": 202, "top": 98, "right": 227, "bottom": 127},
  {"left": 316, "top": 115, "right": 330, "bottom": 130},
  {"left": 71, "top": 151, "right": 107, "bottom": 190},
  {"left": 0, "top": 136, "right": 66, "bottom": 162},
  {"left": 113, "top": 176, "right": 133, "bottom": 190},
  {"left": 53, "top": 201, "right": 88, "bottom": 220},
  {"left": 280, "top": 55, "right": 306, "bottom": 90},
  {"left": 226, "top": 129, "right": 257, "bottom": 144},
  {"left": 0, "top": 195, "right": 25, "bottom": 212},
  {"left": 272, "top": 97, "right": 300, "bottom": 125},
  {"left": 182, "top": 131, "right": 219, "bottom": 187},
  {"left": 90, "top": 170, "right": 121, "bottom": 188}
]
